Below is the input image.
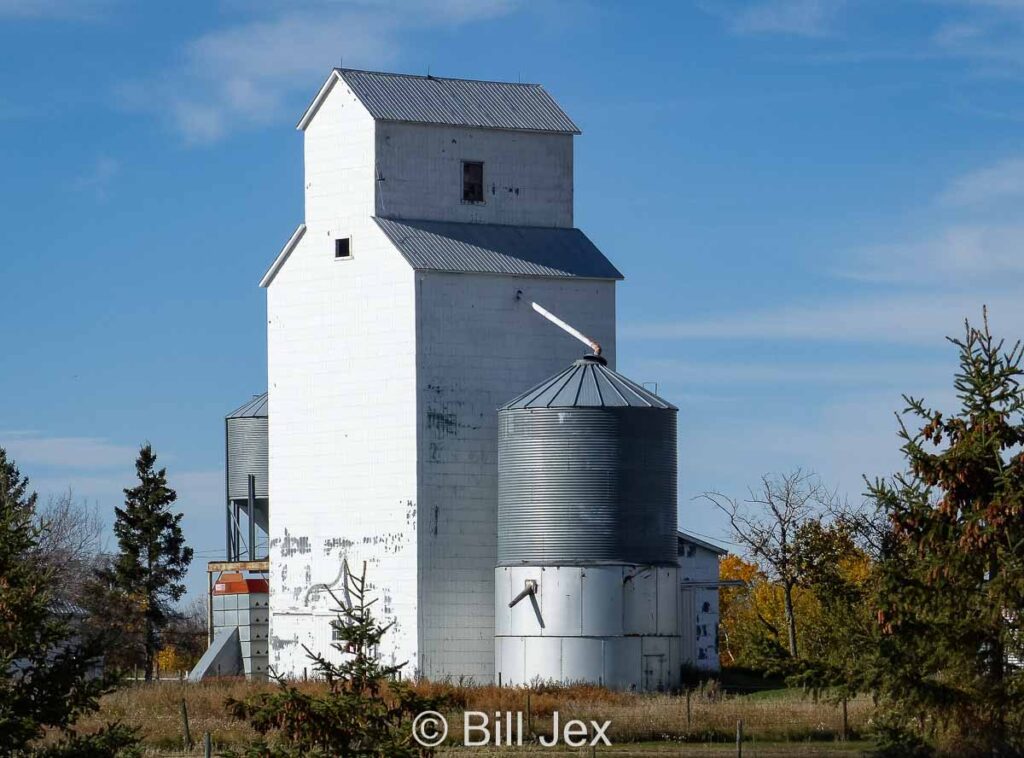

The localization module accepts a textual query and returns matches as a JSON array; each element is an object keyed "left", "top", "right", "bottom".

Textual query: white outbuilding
[{"left": 677, "top": 530, "right": 729, "bottom": 671}]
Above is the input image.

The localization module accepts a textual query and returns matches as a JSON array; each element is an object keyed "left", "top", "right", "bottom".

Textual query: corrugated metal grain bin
[
  {"left": 226, "top": 393, "right": 269, "bottom": 501},
  {"left": 497, "top": 355, "right": 677, "bottom": 566}
]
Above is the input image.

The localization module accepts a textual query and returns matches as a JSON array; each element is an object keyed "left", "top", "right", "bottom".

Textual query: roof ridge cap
[
  {"left": 374, "top": 216, "right": 580, "bottom": 232},
  {"left": 336, "top": 67, "right": 545, "bottom": 88}
]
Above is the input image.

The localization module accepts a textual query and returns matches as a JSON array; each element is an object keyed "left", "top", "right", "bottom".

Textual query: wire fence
[{"left": 84, "top": 679, "right": 874, "bottom": 756}]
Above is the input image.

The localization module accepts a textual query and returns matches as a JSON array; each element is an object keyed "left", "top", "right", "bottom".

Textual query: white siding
[
  {"left": 495, "top": 565, "right": 680, "bottom": 690},
  {"left": 678, "top": 541, "right": 723, "bottom": 671},
  {"left": 267, "top": 72, "right": 619, "bottom": 683},
  {"left": 303, "top": 80, "right": 376, "bottom": 227},
  {"left": 416, "top": 272, "right": 615, "bottom": 681},
  {"left": 375, "top": 123, "right": 573, "bottom": 227},
  {"left": 268, "top": 82, "right": 419, "bottom": 676}
]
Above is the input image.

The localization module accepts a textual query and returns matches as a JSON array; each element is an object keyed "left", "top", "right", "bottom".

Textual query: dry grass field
[{"left": 75, "top": 678, "right": 876, "bottom": 755}]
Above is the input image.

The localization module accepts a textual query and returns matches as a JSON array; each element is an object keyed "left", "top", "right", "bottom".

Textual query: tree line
[
  {"left": 712, "top": 311, "right": 1024, "bottom": 756},
  {"left": 0, "top": 442, "right": 193, "bottom": 755}
]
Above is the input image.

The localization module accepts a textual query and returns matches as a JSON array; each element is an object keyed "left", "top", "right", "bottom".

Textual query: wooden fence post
[
  {"left": 736, "top": 719, "right": 743, "bottom": 758},
  {"left": 180, "top": 698, "right": 192, "bottom": 749},
  {"left": 526, "top": 691, "right": 532, "bottom": 738}
]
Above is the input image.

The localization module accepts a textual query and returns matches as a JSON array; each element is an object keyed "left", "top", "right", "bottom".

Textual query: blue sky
[{"left": 2, "top": 0, "right": 1022, "bottom": 600}]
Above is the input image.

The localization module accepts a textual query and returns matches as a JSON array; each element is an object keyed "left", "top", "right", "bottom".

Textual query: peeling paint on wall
[
  {"left": 426, "top": 409, "right": 459, "bottom": 437},
  {"left": 323, "top": 537, "right": 355, "bottom": 555},
  {"left": 280, "top": 530, "right": 311, "bottom": 557}
]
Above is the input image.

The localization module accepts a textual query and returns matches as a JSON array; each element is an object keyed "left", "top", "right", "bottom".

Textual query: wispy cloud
[
  {"left": 624, "top": 144, "right": 1024, "bottom": 454},
  {"left": 697, "top": 0, "right": 847, "bottom": 38},
  {"left": 727, "top": 0, "right": 846, "bottom": 37},
  {"left": 634, "top": 357, "right": 951, "bottom": 387},
  {"left": 1, "top": 432, "right": 137, "bottom": 469},
  {"left": 703, "top": 0, "right": 1024, "bottom": 71},
  {"left": 26, "top": 464, "right": 226, "bottom": 600},
  {"left": 940, "top": 155, "right": 1024, "bottom": 205},
  {"left": 122, "top": 0, "right": 520, "bottom": 144},
  {"left": 70, "top": 155, "right": 119, "bottom": 200},
  {"left": 681, "top": 389, "right": 957, "bottom": 502},
  {"left": 843, "top": 224, "right": 1024, "bottom": 284},
  {"left": 833, "top": 154, "right": 1024, "bottom": 284},
  {"left": 623, "top": 293, "right": 1013, "bottom": 344}
]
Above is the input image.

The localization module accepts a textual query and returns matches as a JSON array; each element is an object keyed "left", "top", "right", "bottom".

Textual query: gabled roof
[
  {"left": 259, "top": 224, "right": 305, "bottom": 288},
  {"left": 501, "top": 355, "right": 676, "bottom": 410},
  {"left": 374, "top": 217, "right": 622, "bottom": 280},
  {"left": 677, "top": 530, "right": 729, "bottom": 556},
  {"left": 297, "top": 68, "right": 580, "bottom": 134}
]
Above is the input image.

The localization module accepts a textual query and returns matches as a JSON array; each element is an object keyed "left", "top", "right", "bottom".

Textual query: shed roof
[
  {"left": 227, "top": 392, "right": 268, "bottom": 419},
  {"left": 677, "top": 530, "right": 729, "bottom": 556},
  {"left": 374, "top": 217, "right": 622, "bottom": 280},
  {"left": 298, "top": 68, "right": 580, "bottom": 134},
  {"left": 51, "top": 598, "right": 87, "bottom": 618},
  {"left": 501, "top": 356, "right": 676, "bottom": 410}
]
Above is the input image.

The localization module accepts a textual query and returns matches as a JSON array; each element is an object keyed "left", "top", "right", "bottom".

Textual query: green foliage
[
  {"left": 226, "top": 561, "right": 447, "bottom": 757},
  {"left": 782, "top": 518, "right": 880, "bottom": 700},
  {"left": 867, "top": 708, "right": 935, "bottom": 758},
  {"left": 0, "top": 447, "right": 137, "bottom": 756},
  {"left": 101, "top": 444, "right": 193, "bottom": 679},
  {"left": 867, "top": 310, "right": 1024, "bottom": 753},
  {"left": 718, "top": 516, "right": 880, "bottom": 699},
  {"left": 33, "top": 724, "right": 142, "bottom": 758}
]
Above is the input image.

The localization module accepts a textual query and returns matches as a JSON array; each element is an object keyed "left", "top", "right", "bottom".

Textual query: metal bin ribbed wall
[
  {"left": 227, "top": 417, "right": 269, "bottom": 501},
  {"left": 497, "top": 406, "right": 677, "bottom": 565}
]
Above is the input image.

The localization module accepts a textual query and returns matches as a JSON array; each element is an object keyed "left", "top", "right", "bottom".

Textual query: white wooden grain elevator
[{"left": 248, "top": 68, "right": 724, "bottom": 686}]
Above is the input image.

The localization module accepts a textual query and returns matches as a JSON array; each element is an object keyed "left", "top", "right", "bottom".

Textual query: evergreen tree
[
  {"left": 0, "top": 447, "right": 138, "bottom": 756},
  {"left": 106, "top": 444, "right": 193, "bottom": 681},
  {"left": 226, "top": 561, "right": 446, "bottom": 757},
  {"left": 868, "top": 311, "right": 1024, "bottom": 754}
]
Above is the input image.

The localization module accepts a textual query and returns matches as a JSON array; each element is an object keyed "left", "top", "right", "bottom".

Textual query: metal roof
[
  {"left": 501, "top": 356, "right": 676, "bottom": 410},
  {"left": 677, "top": 530, "right": 729, "bottom": 556},
  {"left": 374, "top": 218, "right": 622, "bottom": 280},
  {"left": 227, "top": 392, "right": 268, "bottom": 419},
  {"left": 333, "top": 68, "right": 580, "bottom": 134},
  {"left": 51, "top": 598, "right": 87, "bottom": 617}
]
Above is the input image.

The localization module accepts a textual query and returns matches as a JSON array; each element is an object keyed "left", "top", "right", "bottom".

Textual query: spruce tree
[
  {"left": 226, "top": 561, "right": 445, "bottom": 757},
  {"left": 868, "top": 310, "right": 1024, "bottom": 753},
  {"left": 0, "top": 447, "right": 137, "bottom": 756},
  {"left": 107, "top": 444, "right": 193, "bottom": 681}
]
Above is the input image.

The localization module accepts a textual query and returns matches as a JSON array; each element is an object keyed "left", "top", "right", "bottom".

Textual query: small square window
[
  {"left": 462, "top": 161, "right": 484, "bottom": 203},
  {"left": 335, "top": 238, "right": 352, "bottom": 259}
]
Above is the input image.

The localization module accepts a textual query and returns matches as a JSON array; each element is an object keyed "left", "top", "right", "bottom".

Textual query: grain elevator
[{"left": 203, "top": 67, "right": 726, "bottom": 688}]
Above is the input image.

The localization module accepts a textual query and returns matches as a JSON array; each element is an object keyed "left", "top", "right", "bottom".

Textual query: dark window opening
[
  {"left": 462, "top": 161, "right": 484, "bottom": 203},
  {"left": 335, "top": 238, "right": 351, "bottom": 259}
]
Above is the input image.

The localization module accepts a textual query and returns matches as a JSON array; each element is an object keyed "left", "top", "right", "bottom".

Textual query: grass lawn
[
  {"left": 70, "top": 679, "right": 875, "bottom": 755},
  {"left": 438, "top": 741, "right": 873, "bottom": 756},
  {"left": 147, "top": 740, "right": 874, "bottom": 756}
]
